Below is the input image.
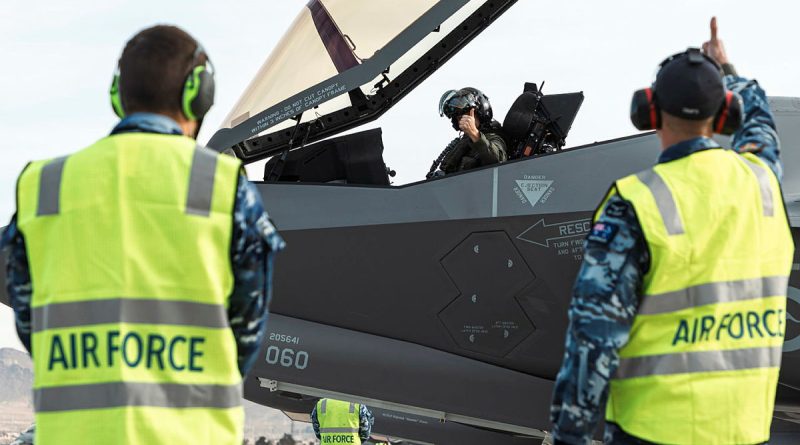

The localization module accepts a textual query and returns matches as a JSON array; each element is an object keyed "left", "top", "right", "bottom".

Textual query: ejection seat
[{"left": 501, "top": 83, "right": 584, "bottom": 159}]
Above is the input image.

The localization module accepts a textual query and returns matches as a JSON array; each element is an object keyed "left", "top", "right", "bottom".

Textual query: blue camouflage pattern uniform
[
  {"left": 0, "top": 112, "right": 285, "bottom": 377},
  {"left": 549, "top": 74, "right": 783, "bottom": 445},
  {"left": 310, "top": 402, "right": 375, "bottom": 442}
]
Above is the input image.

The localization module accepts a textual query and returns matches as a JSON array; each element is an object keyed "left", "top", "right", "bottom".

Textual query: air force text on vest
[
  {"left": 672, "top": 309, "right": 786, "bottom": 345},
  {"left": 47, "top": 330, "right": 206, "bottom": 372},
  {"left": 322, "top": 435, "right": 356, "bottom": 444}
]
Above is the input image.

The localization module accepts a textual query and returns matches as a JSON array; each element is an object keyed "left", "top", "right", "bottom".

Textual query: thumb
[
  {"left": 469, "top": 108, "right": 476, "bottom": 118},
  {"left": 710, "top": 16, "right": 718, "bottom": 41}
]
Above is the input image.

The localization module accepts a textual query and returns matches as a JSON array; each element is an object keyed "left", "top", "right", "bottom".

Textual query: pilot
[
  {"left": 427, "top": 87, "right": 507, "bottom": 177},
  {"left": 311, "top": 398, "right": 374, "bottom": 444},
  {"left": 550, "top": 18, "right": 793, "bottom": 445},
  {"left": 0, "top": 25, "right": 284, "bottom": 444}
]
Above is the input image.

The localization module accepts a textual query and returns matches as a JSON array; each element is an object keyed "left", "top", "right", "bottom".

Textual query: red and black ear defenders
[{"left": 630, "top": 49, "right": 743, "bottom": 135}]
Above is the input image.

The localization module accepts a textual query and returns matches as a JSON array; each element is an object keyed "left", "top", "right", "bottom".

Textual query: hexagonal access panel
[{"left": 438, "top": 232, "right": 536, "bottom": 357}]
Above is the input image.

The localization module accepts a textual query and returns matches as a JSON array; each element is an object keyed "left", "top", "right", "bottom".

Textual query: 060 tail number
[{"left": 265, "top": 346, "right": 309, "bottom": 370}]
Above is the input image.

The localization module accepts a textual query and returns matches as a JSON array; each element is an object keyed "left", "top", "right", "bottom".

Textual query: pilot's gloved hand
[{"left": 458, "top": 108, "right": 480, "bottom": 143}]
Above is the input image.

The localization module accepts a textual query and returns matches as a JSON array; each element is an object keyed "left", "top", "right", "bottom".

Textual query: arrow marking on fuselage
[{"left": 517, "top": 218, "right": 592, "bottom": 248}]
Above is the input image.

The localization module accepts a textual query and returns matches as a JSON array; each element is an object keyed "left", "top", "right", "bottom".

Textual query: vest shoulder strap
[{"left": 737, "top": 153, "right": 776, "bottom": 217}]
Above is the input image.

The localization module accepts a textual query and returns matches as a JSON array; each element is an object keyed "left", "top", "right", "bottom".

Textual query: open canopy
[{"left": 208, "top": 0, "right": 518, "bottom": 162}]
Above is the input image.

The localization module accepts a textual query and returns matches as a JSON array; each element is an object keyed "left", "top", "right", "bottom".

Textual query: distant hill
[
  {"left": 0, "top": 348, "right": 34, "bottom": 440},
  {"left": 0, "top": 348, "right": 32, "bottom": 406},
  {"left": 0, "top": 347, "right": 32, "bottom": 369}
]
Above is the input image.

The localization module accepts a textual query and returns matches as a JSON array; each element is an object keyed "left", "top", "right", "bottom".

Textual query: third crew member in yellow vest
[
  {"left": 312, "top": 398, "right": 375, "bottom": 444},
  {"left": 1, "top": 25, "right": 284, "bottom": 444},
  {"left": 549, "top": 18, "right": 793, "bottom": 445}
]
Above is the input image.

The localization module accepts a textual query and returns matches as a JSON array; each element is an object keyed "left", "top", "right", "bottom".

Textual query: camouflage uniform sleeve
[
  {"left": 1, "top": 217, "right": 33, "bottom": 355},
  {"left": 724, "top": 75, "right": 782, "bottom": 180},
  {"left": 550, "top": 193, "right": 649, "bottom": 445},
  {"left": 311, "top": 405, "right": 321, "bottom": 439},
  {"left": 470, "top": 131, "right": 507, "bottom": 164},
  {"left": 359, "top": 404, "right": 375, "bottom": 440},
  {"left": 229, "top": 176, "right": 285, "bottom": 377}
]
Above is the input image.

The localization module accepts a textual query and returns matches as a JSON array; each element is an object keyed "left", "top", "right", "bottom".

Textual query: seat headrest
[{"left": 503, "top": 92, "right": 539, "bottom": 141}]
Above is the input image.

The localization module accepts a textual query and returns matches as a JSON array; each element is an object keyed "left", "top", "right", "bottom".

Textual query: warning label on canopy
[{"left": 250, "top": 81, "right": 349, "bottom": 135}]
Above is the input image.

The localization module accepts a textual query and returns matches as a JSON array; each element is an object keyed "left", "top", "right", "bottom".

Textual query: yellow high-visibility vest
[
  {"left": 317, "top": 398, "right": 361, "bottom": 444},
  {"left": 603, "top": 148, "right": 793, "bottom": 444},
  {"left": 16, "top": 132, "right": 243, "bottom": 444}
]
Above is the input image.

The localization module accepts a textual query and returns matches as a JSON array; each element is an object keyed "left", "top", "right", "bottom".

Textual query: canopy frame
[{"left": 208, "top": 0, "right": 518, "bottom": 164}]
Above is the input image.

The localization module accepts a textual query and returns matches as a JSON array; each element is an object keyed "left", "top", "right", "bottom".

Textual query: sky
[{"left": 1, "top": 0, "right": 799, "bottom": 350}]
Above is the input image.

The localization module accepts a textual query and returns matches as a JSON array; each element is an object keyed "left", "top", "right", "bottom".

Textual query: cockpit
[{"left": 208, "top": 0, "right": 583, "bottom": 186}]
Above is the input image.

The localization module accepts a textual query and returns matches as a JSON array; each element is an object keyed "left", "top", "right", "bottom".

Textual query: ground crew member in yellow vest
[
  {"left": 550, "top": 18, "right": 792, "bottom": 445},
  {"left": 0, "top": 25, "right": 284, "bottom": 444},
  {"left": 311, "top": 398, "right": 374, "bottom": 444}
]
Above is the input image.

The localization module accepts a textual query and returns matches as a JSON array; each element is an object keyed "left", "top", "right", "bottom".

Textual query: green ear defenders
[
  {"left": 109, "top": 43, "right": 215, "bottom": 121},
  {"left": 181, "top": 44, "right": 215, "bottom": 121},
  {"left": 109, "top": 72, "right": 124, "bottom": 118}
]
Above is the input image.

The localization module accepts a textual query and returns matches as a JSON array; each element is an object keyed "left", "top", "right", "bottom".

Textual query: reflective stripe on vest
[
  {"left": 35, "top": 381, "right": 242, "bottom": 412},
  {"left": 317, "top": 399, "right": 361, "bottom": 444},
  {"left": 638, "top": 276, "right": 789, "bottom": 315},
  {"left": 319, "top": 428, "right": 360, "bottom": 434},
  {"left": 37, "top": 156, "right": 67, "bottom": 216},
  {"left": 616, "top": 345, "right": 782, "bottom": 379},
  {"left": 31, "top": 298, "right": 229, "bottom": 332},
  {"left": 186, "top": 147, "right": 218, "bottom": 216},
  {"left": 16, "top": 134, "right": 243, "bottom": 445},
  {"left": 635, "top": 169, "right": 684, "bottom": 235},
  {"left": 604, "top": 148, "right": 793, "bottom": 445},
  {"left": 741, "top": 156, "right": 774, "bottom": 216}
]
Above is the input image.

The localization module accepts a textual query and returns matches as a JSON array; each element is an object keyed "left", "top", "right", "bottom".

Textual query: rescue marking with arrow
[{"left": 517, "top": 217, "right": 592, "bottom": 260}]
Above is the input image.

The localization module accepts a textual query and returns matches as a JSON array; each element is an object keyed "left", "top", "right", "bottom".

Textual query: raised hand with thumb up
[{"left": 702, "top": 17, "right": 730, "bottom": 66}]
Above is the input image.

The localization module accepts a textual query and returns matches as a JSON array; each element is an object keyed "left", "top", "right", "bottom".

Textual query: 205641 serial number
[{"left": 269, "top": 332, "right": 300, "bottom": 345}]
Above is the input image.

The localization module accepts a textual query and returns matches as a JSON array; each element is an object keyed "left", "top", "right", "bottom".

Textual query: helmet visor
[
  {"left": 439, "top": 91, "right": 474, "bottom": 118},
  {"left": 438, "top": 90, "right": 457, "bottom": 117}
]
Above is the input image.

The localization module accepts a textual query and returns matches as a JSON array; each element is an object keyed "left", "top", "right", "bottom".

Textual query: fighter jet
[{"left": 3, "top": 1, "right": 800, "bottom": 444}]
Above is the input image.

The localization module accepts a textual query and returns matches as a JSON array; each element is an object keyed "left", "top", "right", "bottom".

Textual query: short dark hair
[{"left": 118, "top": 25, "right": 201, "bottom": 115}]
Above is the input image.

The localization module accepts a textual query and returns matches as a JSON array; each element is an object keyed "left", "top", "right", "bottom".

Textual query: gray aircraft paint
[
  {"left": 256, "top": 133, "right": 662, "bottom": 231},
  {"left": 253, "top": 314, "right": 554, "bottom": 431},
  {"left": 785, "top": 286, "right": 800, "bottom": 353}
]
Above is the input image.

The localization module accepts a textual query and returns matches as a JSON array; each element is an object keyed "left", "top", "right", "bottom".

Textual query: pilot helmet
[{"left": 439, "top": 87, "right": 493, "bottom": 130}]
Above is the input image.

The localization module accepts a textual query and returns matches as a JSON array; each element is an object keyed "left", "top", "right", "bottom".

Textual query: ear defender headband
[
  {"left": 109, "top": 42, "right": 215, "bottom": 121},
  {"left": 630, "top": 48, "right": 743, "bottom": 135}
]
